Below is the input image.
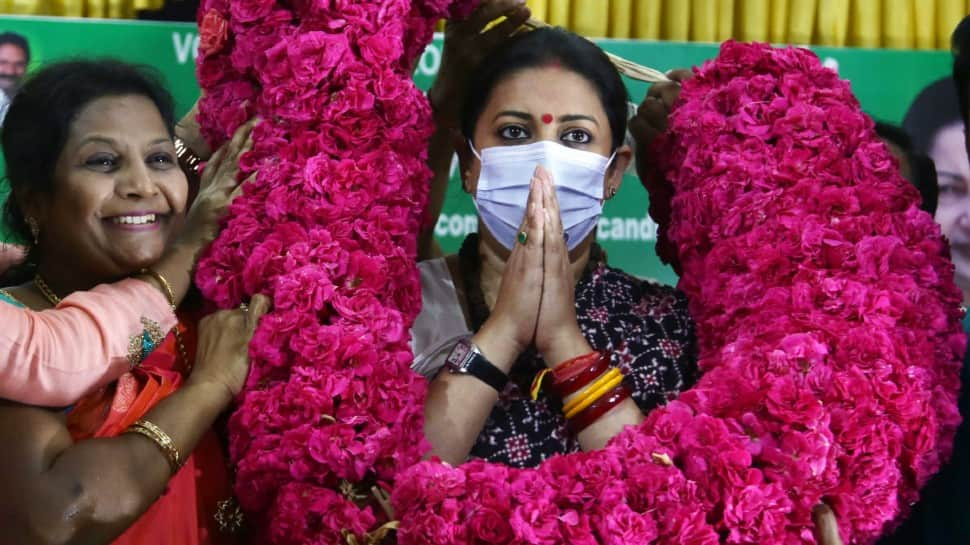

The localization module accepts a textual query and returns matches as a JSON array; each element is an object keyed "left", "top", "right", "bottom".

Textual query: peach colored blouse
[{"left": 0, "top": 279, "right": 176, "bottom": 406}]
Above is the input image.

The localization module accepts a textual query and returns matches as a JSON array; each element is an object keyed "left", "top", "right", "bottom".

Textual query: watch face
[{"left": 447, "top": 341, "right": 471, "bottom": 369}]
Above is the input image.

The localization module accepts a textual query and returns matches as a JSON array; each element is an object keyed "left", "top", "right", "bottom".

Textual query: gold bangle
[
  {"left": 137, "top": 268, "right": 188, "bottom": 368},
  {"left": 138, "top": 268, "right": 176, "bottom": 311},
  {"left": 566, "top": 373, "right": 625, "bottom": 420},
  {"left": 562, "top": 368, "right": 621, "bottom": 414},
  {"left": 126, "top": 419, "right": 181, "bottom": 473}
]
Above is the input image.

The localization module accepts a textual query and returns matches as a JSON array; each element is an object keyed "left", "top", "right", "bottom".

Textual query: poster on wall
[{"left": 0, "top": 14, "right": 956, "bottom": 284}]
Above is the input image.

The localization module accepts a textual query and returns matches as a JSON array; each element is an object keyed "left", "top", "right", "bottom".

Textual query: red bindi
[{"left": 541, "top": 113, "right": 554, "bottom": 125}]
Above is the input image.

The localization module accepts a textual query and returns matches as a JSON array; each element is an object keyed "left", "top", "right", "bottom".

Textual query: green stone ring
[{"left": 517, "top": 231, "right": 528, "bottom": 245}]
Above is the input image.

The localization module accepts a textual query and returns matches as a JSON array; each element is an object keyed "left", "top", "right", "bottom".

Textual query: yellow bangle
[
  {"left": 138, "top": 268, "right": 176, "bottom": 311},
  {"left": 565, "top": 373, "right": 625, "bottom": 419},
  {"left": 126, "top": 419, "right": 181, "bottom": 473},
  {"left": 562, "top": 367, "right": 620, "bottom": 414},
  {"left": 562, "top": 367, "right": 621, "bottom": 415}
]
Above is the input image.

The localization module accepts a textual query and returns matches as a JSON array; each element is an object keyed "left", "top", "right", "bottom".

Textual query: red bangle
[
  {"left": 551, "top": 351, "right": 602, "bottom": 382},
  {"left": 550, "top": 353, "right": 609, "bottom": 398},
  {"left": 567, "top": 385, "right": 632, "bottom": 434}
]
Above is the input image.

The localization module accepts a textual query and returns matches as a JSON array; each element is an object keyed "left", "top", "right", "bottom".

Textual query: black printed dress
[{"left": 411, "top": 255, "right": 698, "bottom": 468}]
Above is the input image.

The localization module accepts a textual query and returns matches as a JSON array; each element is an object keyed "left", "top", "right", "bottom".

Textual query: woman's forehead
[
  {"left": 931, "top": 122, "right": 970, "bottom": 171},
  {"left": 67, "top": 95, "right": 168, "bottom": 144},
  {"left": 483, "top": 66, "right": 607, "bottom": 118}
]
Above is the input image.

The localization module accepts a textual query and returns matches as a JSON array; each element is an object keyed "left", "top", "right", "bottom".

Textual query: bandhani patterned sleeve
[{"left": 575, "top": 265, "right": 699, "bottom": 413}]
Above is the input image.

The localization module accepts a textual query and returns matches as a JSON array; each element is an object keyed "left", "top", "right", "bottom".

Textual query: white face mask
[{"left": 470, "top": 140, "right": 615, "bottom": 251}]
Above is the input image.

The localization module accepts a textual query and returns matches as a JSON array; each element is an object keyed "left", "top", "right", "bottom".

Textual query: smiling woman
[
  {"left": 30, "top": 94, "right": 186, "bottom": 280},
  {"left": 0, "top": 60, "right": 267, "bottom": 545},
  {"left": 2, "top": 61, "right": 185, "bottom": 288}
]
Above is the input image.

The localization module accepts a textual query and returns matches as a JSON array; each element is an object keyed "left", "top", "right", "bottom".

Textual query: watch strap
[
  {"left": 467, "top": 350, "right": 508, "bottom": 391},
  {"left": 446, "top": 338, "right": 508, "bottom": 392}
]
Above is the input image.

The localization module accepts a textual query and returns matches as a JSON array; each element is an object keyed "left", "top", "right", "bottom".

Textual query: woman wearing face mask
[
  {"left": 0, "top": 60, "right": 268, "bottom": 545},
  {"left": 417, "top": 8, "right": 697, "bottom": 467}
]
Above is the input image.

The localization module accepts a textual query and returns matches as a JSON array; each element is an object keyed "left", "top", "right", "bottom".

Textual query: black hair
[
  {"left": 873, "top": 120, "right": 939, "bottom": 215},
  {"left": 874, "top": 121, "right": 913, "bottom": 151},
  {"left": 952, "top": 15, "right": 970, "bottom": 129},
  {"left": 0, "top": 32, "right": 29, "bottom": 63},
  {"left": 902, "top": 77, "right": 962, "bottom": 154},
  {"left": 910, "top": 152, "right": 940, "bottom": 216},
  {"left": 460, "top": 27, "right": 630, "bottom": 151},
  {"left": 1, "top": 59, "right": 175, "bottom": 246}
]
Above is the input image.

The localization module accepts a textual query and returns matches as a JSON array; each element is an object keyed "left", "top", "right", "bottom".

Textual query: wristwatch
[{"left": 444, "top": 337, "right": 509, "bottom": 392}]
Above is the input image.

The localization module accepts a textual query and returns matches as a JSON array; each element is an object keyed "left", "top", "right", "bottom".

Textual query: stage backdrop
[{"left": 0, "top": 15, "right": 955, "bottom": 284}]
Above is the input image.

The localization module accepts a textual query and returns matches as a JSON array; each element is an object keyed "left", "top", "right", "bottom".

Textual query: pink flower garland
[
  {"left": 194, "top": 0, "right": 475, "bottom": 541},
  {"left": 390, "top": 42, "right": 965, "bottom": 544},
  {"left": 197, "top": 3, "right": 964, "bottom": 538}
]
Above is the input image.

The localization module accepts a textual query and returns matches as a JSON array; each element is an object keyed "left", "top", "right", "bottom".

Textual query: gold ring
[
  {"left": 239, "top": 302, "right": 249, "bottom": 313},
  {"left": 517, "top": 231, "right": 528, "bottom": 245}
]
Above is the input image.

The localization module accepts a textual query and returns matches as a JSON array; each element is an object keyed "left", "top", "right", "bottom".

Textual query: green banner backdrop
[{"left": 0, "top": 15, "right": 955, "bottom": 284}]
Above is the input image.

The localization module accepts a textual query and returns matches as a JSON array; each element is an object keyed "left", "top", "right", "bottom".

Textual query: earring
[
  {"left": 26, "top": 216, "right": 39, "bottom": 244},
  {"left": 609, "top": 187, "right": 617, "bottom": 199}
]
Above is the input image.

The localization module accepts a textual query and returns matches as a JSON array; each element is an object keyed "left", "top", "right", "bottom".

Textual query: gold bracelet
[
  {"left": 126, "top": 419, "right": 181, "bottom": 473},
  {"left": 138, "top": 268, "right": 176, "bottom": 311},
  {"left": 137, "top": 268, "right": 188, "bottom": 367},
  {"left": 173, "top": 136, "right": 203, "bottom": 174}
]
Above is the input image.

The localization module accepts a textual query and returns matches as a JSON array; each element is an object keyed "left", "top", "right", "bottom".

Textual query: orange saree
[{"left": 66, "top": 320, "right": 241, "bottom": 545}]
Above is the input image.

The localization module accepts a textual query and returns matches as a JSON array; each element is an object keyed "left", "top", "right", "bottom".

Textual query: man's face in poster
[{"left": 0, "top": 43, "right": 28, "bottom": 95}]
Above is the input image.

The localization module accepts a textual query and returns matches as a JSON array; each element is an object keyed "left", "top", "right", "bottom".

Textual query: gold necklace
[{"left": 33, "top": 274, "right": 62, "bottom": 306}]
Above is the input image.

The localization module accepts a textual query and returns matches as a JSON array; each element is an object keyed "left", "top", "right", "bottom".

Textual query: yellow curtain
[
  {"left": 717, "top": 0, "right": 736, "bottom": 40},
  {"left": 738, "top": 0, "right": 768, "bottom": 42},
  {"left": 769, "top": 0, "right": 790, "bottom": 43},
  {"left": 532, "top": 0, "right": 965, "bottom": 50},
  {"left": 914, "top": 0, "right": 937, "bottom": 49},
  {"left": 571, "top": 0, "right": 608, "bottom": 36},
  {"left": 633, "top": 0, "right": 662, "bottom": 39},
  {"left": 850, "top": 0, "right": 881, "bottom": 47},
  {"left": 527, "top": 0, "right": 549, "bottom": 22},
  {"left": 690, "top": 0, "right": 715, "bottom": 41},
  {"left": 6, "top": 0, "right": 969, "bottom": 51},
  {"left": 547, "top": 0, "right": 571, "bottom": 27},
  {"left": 690, "top": 0, "right": 736, "bottom": 41},
  {"left": 939, "top": 0, "right": 968, "bottom": 48},
  {"left": 2, "top": 0, "right": 162, "bottom": 16},
  {"left": 818, "top": 0, "right": 849, "bottom": 46},
  {"left": 882, "top": 0, "right": 914, "bottom": 49},
  {"left": 788, "top": 0, "right": 818, "bottom": 44},
  {"left": 4, "top": 0, "right": 50, "bottom": 14},
  {"left": 610, "top": 0, "right": 633, "bottom": 38},
  {"left": 662, "top": 0, "right": 690, "bottom": 40}
]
